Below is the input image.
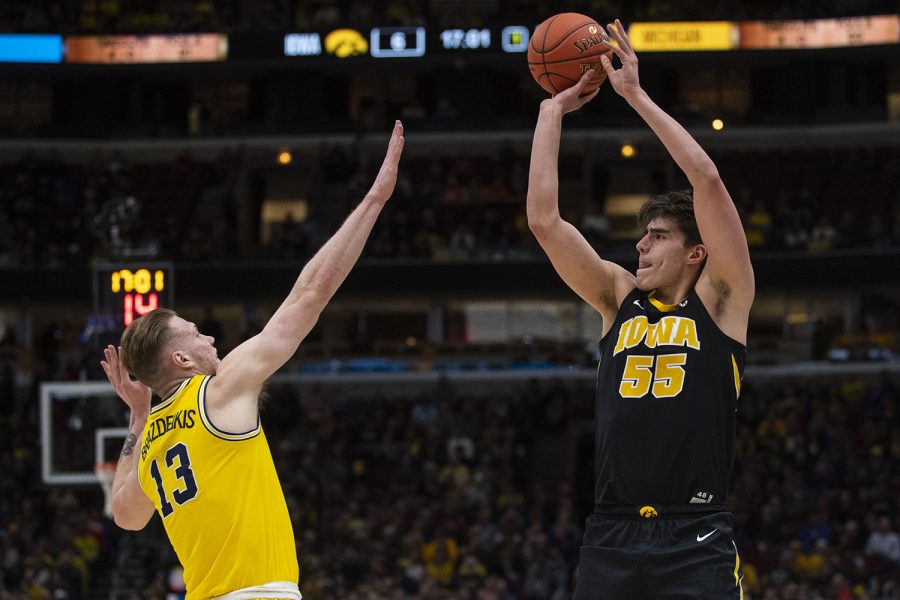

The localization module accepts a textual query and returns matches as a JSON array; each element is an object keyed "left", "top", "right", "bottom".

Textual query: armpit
[
  {"left": 598, "top": 289, "right": 618, "bottom": 313},
  {"left": 712, "top": 278, "right": 731, "bottom": 317},
  {"left": 257, "top": 381, "right": 270, "bottom": 409}
]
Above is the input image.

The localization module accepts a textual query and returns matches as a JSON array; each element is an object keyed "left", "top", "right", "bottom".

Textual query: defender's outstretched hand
[
  {"left": 100, "top": 344, "right": 151, "bottom": 421},
  {"left": 367, "top": 120, "right": 405, "bottom": 205},
  {"left": 546, "top": 69, "right": 600, "bottom": 115},
  {"left": 600, "top": 19, "right": 641, "bottom": 100}
]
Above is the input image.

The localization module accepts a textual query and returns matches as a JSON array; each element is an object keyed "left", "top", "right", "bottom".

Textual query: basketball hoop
[{"left": 94, "top": 461, "right": 117, "bottom": 519}]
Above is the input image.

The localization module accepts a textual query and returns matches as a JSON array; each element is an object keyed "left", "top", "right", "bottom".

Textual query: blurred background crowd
[
  {"left": 3, "top": 359, "right": 899, "bottom": 599},
  {"left": 2, "top": 143, "right": 899, "bottom": 267}
]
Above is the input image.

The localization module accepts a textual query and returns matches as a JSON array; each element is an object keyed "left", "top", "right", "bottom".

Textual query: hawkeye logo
[
  {"left": 325, "top": 29, "right": 368, "bottom": 58},
  {"left": 613, "top": 315, "right": 700, "bottom": 355}
]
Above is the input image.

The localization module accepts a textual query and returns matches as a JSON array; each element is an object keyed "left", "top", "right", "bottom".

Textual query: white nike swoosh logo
[
  {"left": 697, "top": 529, "right": 717, "bottom": 542},
  {"left": 633, "top": 300, "right": 643, "bottom": 308}
]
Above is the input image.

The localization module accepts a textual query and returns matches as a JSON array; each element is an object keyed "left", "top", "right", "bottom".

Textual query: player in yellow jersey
[{"left": 99, "top": 121, "right": 405, "bottom": 600}]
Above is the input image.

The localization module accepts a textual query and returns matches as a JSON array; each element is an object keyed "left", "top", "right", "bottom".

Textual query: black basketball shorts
[{"left": 572, "top": 511, "right": 744, "bottom": 600}]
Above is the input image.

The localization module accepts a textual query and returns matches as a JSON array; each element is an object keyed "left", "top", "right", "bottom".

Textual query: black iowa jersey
[{"left": 594, "top": 287, "right": 745, "bottom": 514}]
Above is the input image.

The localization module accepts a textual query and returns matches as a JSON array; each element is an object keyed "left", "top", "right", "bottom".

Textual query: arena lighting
[
  {"left": 277, "top": 150, "right": 293, "bottom": 165},
  {"left": 711, "top": 118, "right": 725, "bottom": 131},
  {"left": 621, "top": 143, "right": 636, "bottom": 158}
]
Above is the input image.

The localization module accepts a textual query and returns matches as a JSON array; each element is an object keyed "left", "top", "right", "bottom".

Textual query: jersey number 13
[{"left": 148, "top": 442, "right": 199, "bottom": 517}]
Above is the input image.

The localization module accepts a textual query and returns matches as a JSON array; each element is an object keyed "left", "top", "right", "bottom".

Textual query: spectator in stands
[{"left": 865, "top": 515, "right": 900, "bottom": 567}]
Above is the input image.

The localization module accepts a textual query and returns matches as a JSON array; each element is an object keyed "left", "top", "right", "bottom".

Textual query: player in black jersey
[{"left": 527, "top": 20, "right": 754, "bottom": 599}]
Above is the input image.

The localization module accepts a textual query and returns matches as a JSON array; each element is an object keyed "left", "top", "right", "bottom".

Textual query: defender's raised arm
[{"left": 208, "top": 121, "right": 405, "bottom": 430}]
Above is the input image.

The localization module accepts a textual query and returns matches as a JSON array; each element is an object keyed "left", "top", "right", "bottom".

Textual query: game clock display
[
  {"left": 440, "top": 28, "right": 491, "bottom": 50},
  {"left": 93, "top": 263, "right": 173, "bottom": 329}
]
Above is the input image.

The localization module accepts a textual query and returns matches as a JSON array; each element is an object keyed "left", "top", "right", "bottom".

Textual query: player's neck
[
  {"left": 650, "top": 268, "right": 701, "bottom": 306},
  {"left": 650, "top": 281, "right": 693, "bottom": 306},
  {"left": 155, "top": 375, "right": 191, "bottom": 401}
]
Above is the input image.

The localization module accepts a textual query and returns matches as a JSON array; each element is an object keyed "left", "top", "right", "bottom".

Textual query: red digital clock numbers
[
  {"left": 110, "top": 268, "right": 166, "bottom": 326},
  {"left": 94, "top": 263, "right": 174, "bottom": 331}
]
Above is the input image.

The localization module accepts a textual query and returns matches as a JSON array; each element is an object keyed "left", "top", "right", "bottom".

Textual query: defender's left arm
[
  {"left": 601, "top": 20, "right": 754, "bottom": 342},
  {"left": 100, "top": 345, "right": 156, "bottom": 530}
]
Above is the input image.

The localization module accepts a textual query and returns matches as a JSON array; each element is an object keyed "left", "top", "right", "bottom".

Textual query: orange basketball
[{"left": 527, "top": 13, "right": 611, "bottom": 96}]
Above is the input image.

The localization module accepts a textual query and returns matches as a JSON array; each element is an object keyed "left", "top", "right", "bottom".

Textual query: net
[{"left": 94, "top": 461, "right": 117, "bottom": 519}]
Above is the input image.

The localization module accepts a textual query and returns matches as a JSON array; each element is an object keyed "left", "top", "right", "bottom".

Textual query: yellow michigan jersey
[{"left": 137, "top": 375, "right": 298, "bottom": 599}]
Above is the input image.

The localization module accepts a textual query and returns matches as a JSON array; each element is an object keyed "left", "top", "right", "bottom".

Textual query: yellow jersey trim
[
  {"left": 150, "top": 378, "right": 191, "bottom": 414},
  {"left": 648, "top": 292, "right": 680, "bottom": 313},
  {"left": 731, "top": 354, "right": 742, "bottom": 398},
  {"left": 733, "top": 541, "right": 744, "bottom": 599},
  {"left": 197, "top": 376, "right": 262, "bottom": 441}
]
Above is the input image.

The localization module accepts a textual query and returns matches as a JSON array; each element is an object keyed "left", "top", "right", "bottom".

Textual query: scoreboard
[{"left": 3, "top": 16, "right": 895, "bottom": 64}]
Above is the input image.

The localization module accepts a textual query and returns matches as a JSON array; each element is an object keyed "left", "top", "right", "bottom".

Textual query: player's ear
[
  {"left": 687, "top": 244, "right": 707, "bottom": 265},
  {"left": 171, "top": 350, "right": 192, "bottom": 368}
]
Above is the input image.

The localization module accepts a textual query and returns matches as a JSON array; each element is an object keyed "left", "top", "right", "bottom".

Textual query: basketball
[{"left": 527, "top": 13, "right": 611, "bottom": 95}]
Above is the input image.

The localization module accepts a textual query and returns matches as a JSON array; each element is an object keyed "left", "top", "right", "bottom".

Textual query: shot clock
[{"left": 93, "top": 262, "right": 174, "bottom": 330}]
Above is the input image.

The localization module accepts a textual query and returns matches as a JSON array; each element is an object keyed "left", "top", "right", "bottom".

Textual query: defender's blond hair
[{"left": 120, "top": 308, "right": 177, "bottom": 388}]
